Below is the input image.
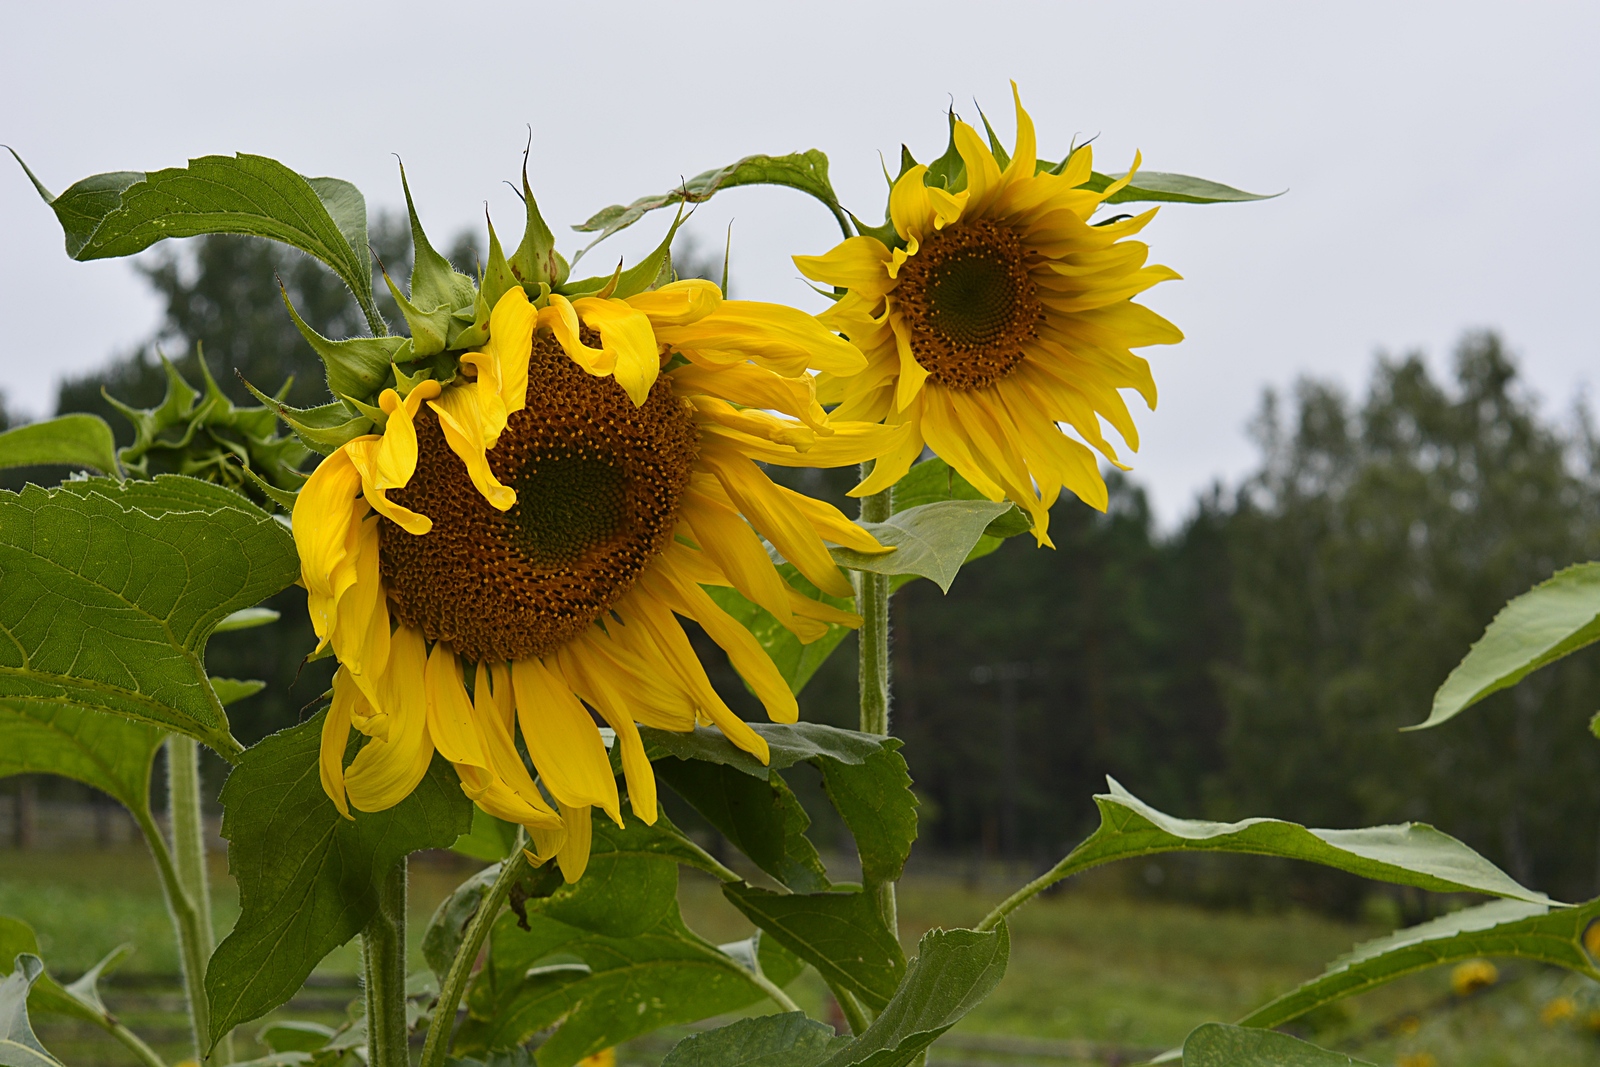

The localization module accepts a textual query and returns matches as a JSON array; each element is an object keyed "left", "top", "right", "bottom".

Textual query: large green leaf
[
  {"left": 14, "top": 151, "right": 380, "bottom": 329},
  {"left": 0, "top": 920, "right": 110, "bottom": 1026},
  {"left": 0, "top": 702, "right": 163, "bottom": 814},
  {"left": 655, "top": 760, "right": 830, "bottom": 893},
  {"left": 573, "top": 151, "right": 845, "bottom": 248},
  {"left": 464, "top": 817, "right": 803, "bottom": 1067},
  {"left": 705, "top": 565, "right": 854, "bottom": 695},
  {"left": 423, "top": 862, "right": 504, "bottom": 987},
  {"left": 1417, "top": 562, "right": 1600, "bottom": 729},
  {"left": 832, "top": 501, "right": 1017, "bottom": 593},
  {"left": 818, "top": 925, "right": 1009, "bottom": 1067},
  {"left": 1182, "top": 1024, "right": 1373, "bottom": 1067},
  {"left": 1018, "top": 777, "right": 1555, "bottom": 906},
  {"left": 0, "top": 477, "right": 299, "bottom": 758},
  {"left": 722, "top": 885, "right": 905, "bottom": 1011},
  {"left": 659, "top": 1013, "right": 841, "bottom": 1067},
  {"left": 0, "top": 416, "right": 119, "bottom": 476},
  {"left": 206, "top": 712, "right": 473, "bottom": 1044},
  {"left": 0, "top": 955, "right": 64, "bottom": 1067},
  {"left": 817, "top": 744, "right": 917, "bottom": 887},
  {"left": 1236, "top": 897, "right": 1600, "bottom": 1030},
  {"left": 641, "top": 723, "right": 890, "bottom": 781}
]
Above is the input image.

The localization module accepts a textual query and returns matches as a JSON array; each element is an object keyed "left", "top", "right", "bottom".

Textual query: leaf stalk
[{"left": 364, "top": 858, "right": 410, "bottom": 1067}]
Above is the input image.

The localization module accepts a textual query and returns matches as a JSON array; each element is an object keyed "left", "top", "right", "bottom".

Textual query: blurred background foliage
[{"left": 16, "top": 225, "right": 1600, "bottom": 912}]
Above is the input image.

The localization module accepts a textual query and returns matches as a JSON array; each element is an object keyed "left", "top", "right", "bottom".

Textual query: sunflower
[
  {"left": 794, "top": 86, "right": 1183, "bottom": 544},
  {"left": 293, "top": 279, "right": 892, "bottom": 881}
]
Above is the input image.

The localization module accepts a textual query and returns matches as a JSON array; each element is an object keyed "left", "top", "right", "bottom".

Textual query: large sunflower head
[
  {"left": 288, "top": 179, "right": 894, "bottom": 881},
  {"left": 794, "top": 85, "right": 1184, "bottom": 545}
]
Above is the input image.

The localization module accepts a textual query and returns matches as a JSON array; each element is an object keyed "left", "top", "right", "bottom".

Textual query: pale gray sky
[{"left": 4, "top": 1, "right": 1596, "bottom": 524}]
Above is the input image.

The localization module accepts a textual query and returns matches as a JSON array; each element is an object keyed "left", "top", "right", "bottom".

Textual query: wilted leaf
[
  {"left": 1092, "top": 171, "right": 1279, "bottom": 206},
  {"left": 0, "top": 955, "right": 64, "bottom": 1067},
  {"left": 0, "top": 416, "right": 119, "bottom": 476},
  {"left": 206, "top": 712, "right": 473, "bottom": 1043},
  {"left": 834, "top": 501, "right": 1016, "bottom": 593},
  {"left": 0, "top": 477, "right": 300, "bottom": 757}
]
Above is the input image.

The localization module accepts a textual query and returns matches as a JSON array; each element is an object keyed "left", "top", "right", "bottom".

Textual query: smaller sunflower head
[
  {"left": 794, "top": 84, "right": 1184, "bottom": 544},
  {"left": 285, "top": 165, "right": 895, "bottom": 881}
]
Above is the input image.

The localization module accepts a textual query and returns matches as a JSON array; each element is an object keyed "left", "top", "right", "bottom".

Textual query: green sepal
[
  {"left": 976, "top": 105, "right": 1011, "bottom": 170},
  {"left": 480, "top": 213, "right": 521, "bottom": 313},
  {"left": 241, "top": 378, "right": 373, "bottom": 455},
  {"left": 508, "top": 154, "right": 568, "bottom": 290},
  {"left": 896, "top": 144, "right": 919, "bottom": 182},
  {"left": 924, "top": 108, "right": 966, "bottom": 192},
  {"left": 278, "top": 283, "right": 402, "bottom": 401},
  {"left": 381, "top": 267, "right": 452, "bottom": 358},
  {"left": 392, "top": 357, "right": 454, "bottom": 399},
  {"left": 560, "top": 209, "right": 684, "bottom": 300},
  {"left": 236, "top": 465, "right": 300, "bottom": 512},
  {"left": 341, "top": 392, "right": 388, "bottom": 428},
  {"left": 391, "top": 162, "right": 479, "bottom": 357}
]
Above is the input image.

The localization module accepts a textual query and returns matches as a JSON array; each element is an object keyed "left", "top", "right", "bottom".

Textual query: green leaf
[
  {"left": 257, "top": 1021, "right": 338, "bottom": 1054},
  {"left": 1088, "top": 171, "right": 1280, "bottom": 206},
  {"left": 423, "top": 863, "right": 502, "bottom": 986},
  {"left": 0, "top": 920, "right": 107, "bottom": 1026},
  {"left": 833, "top": 500, "right": 1017, "bottom": 593},
  {"left": 818, "top": 743, "right": 917, "bottom": 886},
  {"left": 0, "top": 702, "right": 163, "bottom": 813},
  {"left": 654, "top": 759, "right": 831, "bottom": 893},
  {"left": 465, "top": 819, "right": 803, "bottom": 1066},
  {"left": 1236, "top": 897, "right": 1600, "bottom": 1030},
  {"left": 574, "top": 151, "right": 845, "bottom": 248},
  {"left": 1044, "top": 778, "right": 1556, "bottom": 905},
  {"left": 279, "top": 287, "right": 404, "bottom": 402},
  {"left": 1182, "top": 1024, "right": 1374, "bottom": 1066},
  {"left": 450, "top": 806, "right": 520, "bottom": 863},
  {"left": 641, "top": 723, "right": 890, "bottom": 782},
  {"left": 206, "top": 712, "right": 473, "bottom": 1043},
  {"left": 0, "top": 477, "right": 299, "bottom": 757},
  {"left": 0, "top": 955, "right": 64, "bottom": 1067},
  {"left": 722, "top": 885, "right": 905, "bottom": 1010},
  {"left": 0, "top": 416, "right": 119, "bottom": 476},
  {"left": 819, "top": 925, "right": 1009, "bottom": 1067},
  {"left": 18, "top": 152, "right": 381, "bottom": 330},
  {"left": 210, "top": 678, "right": 266, "bottom": 705},
  {"left": 239, "top": 382, "right": 373, "bottom": 456},
  {"left": 1418, "top": 562, "right": 1600, "bottom": 729},
  {"left": 215, "top": 607, "right": 281, "bottom": 633},
  {"left": 660, "top": 1013, "right": 841, "bottom": 1067},
  {"left": 705, "top": 565, "right": 854, "bottom": 695}
]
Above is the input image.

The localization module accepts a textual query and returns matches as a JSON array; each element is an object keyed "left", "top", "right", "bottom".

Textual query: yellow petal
[
  {"left": 571, "top": 296, "right": 661, "bottom": 406},
  {"left": 682, "top": 485, "right": 799, "bottom": 633},
  {"left": 889, "top": 312, "right": 931, "bottom": 412},
  {"left": 344, "top": 625, "right": 435, "bottom": 812},
  {"left": 345, "top": 438, "right": 432, "bottom": 535},
  {"left": 293, "top": 446, "right": 367, "bottom": 645},
  {"left": 668, "top": 360, "right": 827, "bottom": 430},
  {"left": 793, "top": 236, "right": 895, "bottom": 299},
  {"left": 461, "top": 286, "right": 535, "bottom": 431},
  {"left": 539, "top": 294, "right": 615, "bottom": 377},
  {"left": 625, "top": 278, "right": 722, "bottom": 327},
  {"left": 330, "top": 515, "right": 391, "bottom": 708},
  {"left": 554, "top": 641, "right": 658, "bottom": 825},
  {"left": 424, "top": 642, "right": 489, "bottom": 769},
  {"left": 511, "top": 656, "right": 621, "bottom": 822},
  {"left": 373, "top": 381, "right": 442, "bottom": 490},
  {"left": 691, "top": 395, "right": 815, "bottom": 450},
  {"left": 321, "top": 668, "right": 357, "bottom": 820},
  {"left": 774, "top": 480, "right": 893, "bottom": 555},
  {"left": 889, "top": 165, "right": 935, "bottom": 243},
  {"left": 573, "top": 628, "right": 697, "bottom": 733},
  {"left": 555, "top": 801, "right": 593, "bottom": 883},
  {"left": 470, "top": 662, "right": 562, "bottom": 828},
  {"left": 1002, "top": 82, "right": 1037, "bottom": 188},
  {"left": 850, "top": 410, "right": 927, "bottom": 499},
  {"left": 954, "top": 119, "right": 1005, "bottom": 215},
  {"left": 430, "top": 384, "right": 517, "bottom": 510},
  {"left": 917, "top": 388, "right": 1006, "bottom": 501},
  {"left": 657, "top": 301, "right": 866, "bottom": 378}
]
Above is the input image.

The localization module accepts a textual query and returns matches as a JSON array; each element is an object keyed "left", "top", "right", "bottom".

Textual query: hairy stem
[
  {"left": 364, "top": 858, "right": 410, "bottom": 1067},
  {"left": 133, "top": 800, "right": 214, "bottom": 1064},
  {"left": 856, "top": 470, "right": 898, "bottom": 939},
  {"left": 747, "top": 968, "right": 802, "bottom": 1015},
  {"left": 419, "top": 843, "right": 526, "bottom": 1067}
]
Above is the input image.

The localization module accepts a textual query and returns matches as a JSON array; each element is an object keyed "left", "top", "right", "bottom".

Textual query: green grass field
[{"left": 6, "top": 846, "right": 1600, "bottom": 1066}]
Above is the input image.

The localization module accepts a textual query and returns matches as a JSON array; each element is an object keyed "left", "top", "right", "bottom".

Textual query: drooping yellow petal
[
  {"left": 668, "top": 360, "right": 827, "bottom": 430},
  {"left": 917, "top": 388, "right": 1006, "bottom": 501},
  {"left": 320, "top": 668, "right": 357, "bottom": 820},
  {"left": 424, "top": 642, "right": 488, "bottom": 770},
  {"left": 469, "top": 662, "right": 562, "bottom": 829},
  {"left": 555, "top": 801, "right": 593, "bottom": 883},
  {"left": 656, "top": 301, "right": 866, "bottom": 378},
  {"left": 625, "top": 278, "right": 722, "bottom": 327},
  {"left": 344, "top": 625, "right": 435, "bottom": 812},
  {"left": 330, "top": 514, "right": 391, "bottom": 708},
  {"left": 554, "top": 641, "right": 658, "bottom": 825},
  {"left": 954, "top": 119, "right": 1005, "bottom": 214},
  {"left": 460, "top": 286, "right": 535, "bottom": 435},
  {"left": 690, "top": 395, "right": 815, "bottom": 451},
  {"left": 889, "top": 312, "right": 932, "bottom": 412},
  {"left": 571, "top": 296, "right": 662, "bottom": 406},
  {"left": 293, "top": 445, "right": 367, "bottom": 647},
  {"left": 682, "top": 485, "right": 799, "bottom": 632},
  {"left": 1001, "top": 82, "right": 1037, "bottom": 188},
  {"left": 539, "top": 294, "right": 614, "bottom": 376},
  {"left": 793, "top": 236, "right": 895, "bottom": 299},
  {"left": 344, "top": 438, "right": 432, "bottom": 535},
  {"left": 573, "top": 628, "right": 697, "bottom": 733},
  {"left": 429, "top": 384, "right": 517, "bottom": 511},
  {"left": 772, "top": 480, "right": 894, "bottom": 555},
  {"left": 373, "top": 381, "right": 442, "bottom": 490},
  {"left": 850, "top": 410, "right": 926, "bottom": 499},
  {"left": 510, "top": 657, "right": 622, "bottom": 823}
]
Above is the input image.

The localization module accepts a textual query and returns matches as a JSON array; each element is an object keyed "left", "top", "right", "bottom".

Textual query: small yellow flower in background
[
  {"left": 1584, "top": 919, "right": 1600, "bottom": 959},
  {"left": 795, "top": 83, "right": 1182, "bottom": 545},
  {"left": 577, "top": 1050, "right": 615, "bottom": 1067},
  {"left": 1448, "top": 958, "right": 1498, "bottom": 997},
  {"left": 1395, "top": 1015, "right": 1422, "bottom": 1036},
  {"left": 1397, "top": 1053, "right": 1437, "bottom": 1067},
  {"left": 298, "top": 280, "right": 893, "bottom": 882},
  {"left": 1542, "top": 996, "right": 1577, "bottom": 1026},
  {"left": 1582, "top": 1008, "right": 1600, "bottom": 1032}
]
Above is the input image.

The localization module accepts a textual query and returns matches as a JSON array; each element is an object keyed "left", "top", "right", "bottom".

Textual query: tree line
[{"left": 37, "top": 228, "right": 1600, "bottom": 908}]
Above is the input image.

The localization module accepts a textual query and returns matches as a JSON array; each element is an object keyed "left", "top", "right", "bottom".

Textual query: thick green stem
[
  {"left": 133, "top": 802, "right": 214, "bottom": 1064},
  {"left": 364, "top": 857, "right": 410, "bottom": 1067},
  {"left": 748, "top": 968, "right": 803, "bottom": 1014},
  {"left": 826, "top": 980, "right": 870, "bottom": 1036},
  {"left": 855, "top": 469, "right": 899, "bottom": 941},
  {"left": 166, "top": 736, "right": 232, "bottom": 1063},
  {"left": 419, "top": 845, "right": 525, "bottom": 1067}
]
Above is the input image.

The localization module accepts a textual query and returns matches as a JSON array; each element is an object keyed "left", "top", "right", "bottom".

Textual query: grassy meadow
[{"left": 5, "top": 846, "right": 1600, "bottom": 1066}]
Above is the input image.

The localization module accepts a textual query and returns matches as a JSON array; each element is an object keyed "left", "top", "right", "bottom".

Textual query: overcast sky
[{"left": 3, "top": 1, "right": 1595, "bottom": 525}]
